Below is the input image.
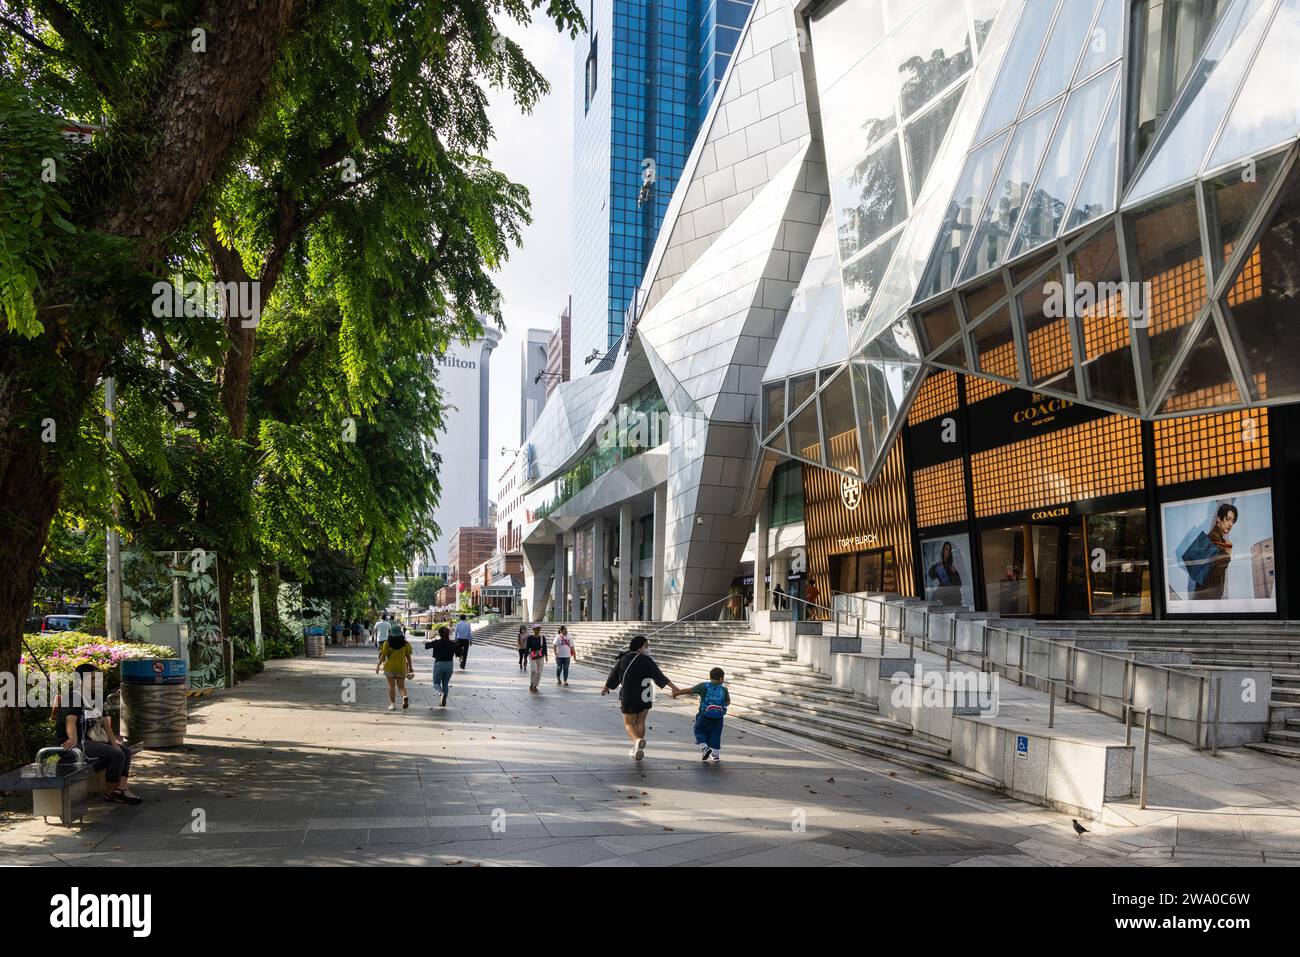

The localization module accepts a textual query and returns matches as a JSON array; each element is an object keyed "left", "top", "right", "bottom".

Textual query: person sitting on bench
[{"left": 56, "top": 663, "right": 142, "bottom": 806}]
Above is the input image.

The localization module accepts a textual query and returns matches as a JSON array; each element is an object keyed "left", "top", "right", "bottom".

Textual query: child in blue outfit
[{"left": 674, "top": 667, "right": 730, "bottom": 762}]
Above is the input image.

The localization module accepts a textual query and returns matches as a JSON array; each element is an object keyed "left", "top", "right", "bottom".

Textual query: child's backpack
[{"left": 701, "top": 682, "right": 728, "bottom": 719}]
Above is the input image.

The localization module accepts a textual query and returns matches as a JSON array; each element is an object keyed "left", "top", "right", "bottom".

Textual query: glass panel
[
  {"left": 791, "top": 373, "right": 817, "bottom": 412},
  {"left": 789, "top": 399, "right": 823, "bottom": 463},
  {"left": 819, "top": 49, "right": 900, "bottom": 178},
  {"left": 1064, "top": 92, "right": 1120, "bottom": 232},
  {"left": 1085, "top": 509, "right": 1153, "bottom": 616},
  {"left": 962, "top": 275, "right": 1005, "bottom": 321},
  {"left": 1012, "top": 66, "right": 1118, "bottom": 257},
  {"left": 1019, "top": 260, "right": 1077, "bottom": 389},
  {"left": 1011, "top": 247, "right": 1057, "bottom": 285},
  {"left": 1204, "top": 151, "right": 1283, "bottom": 281},
  {"left": 919, "top": 131, "right": 1009, "bottom": 299},
  {"left": 968, "top": 0, "right": 1003, "bottom": 49},
  {"left": 810, "top": 0, "right": 888, "bottom": 90},
  {"left": 768, "top": 428, "right": 788, "bottom": 453},
  {"left": 935, "top": 333, "right": 971, "bottom": 370},
  {"left": 1070, "top": 226, "right": 1140, "bottom": 409},
  {"left": 764, "top": 382, "right": 785, "bottom": 437},
  {"left": 1128, "top": 0, "right": 1238, "bottom": 164},
  {"left": 1206, "top": 0, "right": 1300, "bottom": 169},
  {"left": 918, "top": 299, "right": 961, "bottom": 352},
  {"left": 970, "top": 304, "right": 1020, "bottom": 380},
  {"left": 1076, "top": 0, "right": 1125, "bottom": 79},
  {"left": 1023, "top": 0, "right": 1100, "bottom": 114},
  {"left": 831, "top": 137, "right": 910, "bottom": 261},
  {"left": 960, "top": 100, "right": 1061, "bottom": 282},
  {"left": 820, "top": 371, "right": 860, "bottom": 472},
  {"left": 843, "top": 232, "right": 902, "bottom": 328},
  {"left": 1158, "top": 317, "right": 1243, "bottom": 412},
  {"left": 903, "top": 81, "right": 966, "bottom": 201},
  {"left": 891, "top": 0, "right": 973, "bottom": 119},
  {"left": 1127, "top": 0, "right": 1272, "bottom": 204},
  {"left": 885, "top": 0, "right": 930, "bottom": 29},
  {"left": 973, "top": 0, "right": 1060, "bottom": 142},
  {"left": 981, "top": 524, "right": 1061, "bottom": 616},
  {"left": 1221, "top": 163, "right": 1300, "bottom": 401},
  {"left": 1129, "top": 187, "right": 1208, "bottom": 395}
]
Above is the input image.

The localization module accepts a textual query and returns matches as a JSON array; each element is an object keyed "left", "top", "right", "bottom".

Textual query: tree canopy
[{"left": 0, "top": 0, "right": 583, "bottom": 769}]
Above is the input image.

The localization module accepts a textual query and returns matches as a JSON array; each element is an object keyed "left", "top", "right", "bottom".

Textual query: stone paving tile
[{"left": 6, "top": 644, "right": 1298, "bottom": 866}]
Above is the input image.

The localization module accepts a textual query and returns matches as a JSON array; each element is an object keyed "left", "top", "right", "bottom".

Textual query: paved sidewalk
[{"left": 1, "top": 644, "right": 1296, "bottom": 866}]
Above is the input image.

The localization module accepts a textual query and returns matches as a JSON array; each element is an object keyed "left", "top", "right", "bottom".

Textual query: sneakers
[
  {"left": 700, "top": 746, "right": 713, "bottom": 761},
  {"left": 402, "top": 697, "right": 409, "bottom": 710},
  {"left": 708, "top": 751, "right": 721, "bottom": 763},
  {"left": 440, "top": 692, "right": 447, "bottom": 707},
  {"left": 629, "top": 747, "right": 640, "bottom": 758},
  {"left": 635, "top": 738, "right": 646, "bottom": 760},
  {"left": 387, "top": 703, "right": 396, "bottom": 711}
]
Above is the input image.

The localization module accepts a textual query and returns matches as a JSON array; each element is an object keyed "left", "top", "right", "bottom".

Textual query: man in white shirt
[
  {"left": 453, "top": 614, "right": 473, "bottom": 669},
  {"left": 373, "top": 615, "right": 391, "bottom": 648}
]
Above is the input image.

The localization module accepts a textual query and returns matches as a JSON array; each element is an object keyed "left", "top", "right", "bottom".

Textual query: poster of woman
[
  {"left": 920, "top": 535, "right": 974, "bottom": 608},
  {"left": 1161, "top": 488, "right": 1276, "bottom": 614}
]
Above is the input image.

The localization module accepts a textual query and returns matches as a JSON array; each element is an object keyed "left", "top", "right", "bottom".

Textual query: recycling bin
[{"left": 120, "top": 658, "right": 188, "bottom": 747}]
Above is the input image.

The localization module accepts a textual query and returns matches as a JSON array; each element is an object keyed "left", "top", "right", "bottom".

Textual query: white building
[{"left": 424, "top": 327, "right": 502, "bottom": 566}]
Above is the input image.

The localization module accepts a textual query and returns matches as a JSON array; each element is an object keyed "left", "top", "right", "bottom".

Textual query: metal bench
[{"left": 0, "top": 749, "right": 103, "bottom": 827}]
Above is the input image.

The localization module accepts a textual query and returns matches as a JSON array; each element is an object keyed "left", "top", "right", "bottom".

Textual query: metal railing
[
  {"left": 854, "top": 592, "right": 1224, "bottom": 751},
  {"left": 777, "top": 593, "right": 895, "bottom": 654},
  {"left": 641, "top": 594, "right": 735, "bottom": 641}
]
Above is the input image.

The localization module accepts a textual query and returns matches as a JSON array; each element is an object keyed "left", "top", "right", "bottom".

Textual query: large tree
[{"left": 0, "top": 0, "right": 581, "bottom": 769}]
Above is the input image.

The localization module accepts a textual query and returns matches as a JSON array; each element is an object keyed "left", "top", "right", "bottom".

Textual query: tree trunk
[{"left": 0, "top": 0, "right": 303, "bottom": 767}]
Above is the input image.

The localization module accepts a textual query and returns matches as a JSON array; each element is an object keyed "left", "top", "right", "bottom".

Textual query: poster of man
[
  {"left": 920, "top": 535, "right": 974, "bottom": 608},
  {"left": 1161, "top": 488, "right": 1276, "bottom": 614}
]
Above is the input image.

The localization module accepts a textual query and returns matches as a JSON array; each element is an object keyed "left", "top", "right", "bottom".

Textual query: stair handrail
[
  {"left": 779, "top": 593, "right": 887, "bottom": 651},
  {"left": 640, "top": 595, "right": 737, "bottom": 641}
]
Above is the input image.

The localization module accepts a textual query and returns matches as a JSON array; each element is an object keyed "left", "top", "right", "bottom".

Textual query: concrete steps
[{"left": 475, "top": 620, "right": 999, "bottom": 789}]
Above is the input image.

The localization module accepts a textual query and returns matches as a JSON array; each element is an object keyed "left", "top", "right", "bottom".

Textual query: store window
[
  {"left": 1084, "top": 508, "right": 1153, "bottom": 616},
  {"left": 981, "top": 523, "right": 1061, "bottom": 616}
]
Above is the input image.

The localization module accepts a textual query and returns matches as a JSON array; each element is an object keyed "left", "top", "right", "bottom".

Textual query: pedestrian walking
[
  {"left": 806, "top": 577, "right": 822, "bottom": 620},
  {"left": 424, "top": 625, "right": 457, "bottom": 707},
  {"left": 453, "top": 613, "right": 472, "bottom": 669},
  {"left": 554, "top": 625, "right": 576, "bottom": 686},
  {"left": 673, "top": 666, "right": 730, "bottom": 762},
  {"left": 357, "top": 619, "right": 370, "bottom": 646},
  {"left": 773, "top": 583, "right": 787, "bottom": 611},
  {"left": 516, "top": 624, "right": 528, "bottom": 671},
  {"left": 602, "top": 635, "right": 681, "bottom": 761},
  {"left": 373, "top": 613, "right": 391, "bottom": 649},
  {"left": 525, "top": 624, "right": 548, "bottom": 693},
  {"left": 376, "top": 625, "right": 414, "bottom": 711}
]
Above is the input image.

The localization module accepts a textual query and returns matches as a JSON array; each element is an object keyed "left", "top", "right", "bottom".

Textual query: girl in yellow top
[{"left": 376, "top": 625, "right": 415, "bottom": 711}]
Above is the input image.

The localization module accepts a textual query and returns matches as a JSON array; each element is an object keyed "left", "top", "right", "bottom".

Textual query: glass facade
[{"left": 570, "top": 0, "right": 757, "bottom": 370}]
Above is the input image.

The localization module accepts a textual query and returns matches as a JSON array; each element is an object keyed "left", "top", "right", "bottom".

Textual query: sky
[{"left": 482, "top": 18, "right": 575, "bottom": 494}]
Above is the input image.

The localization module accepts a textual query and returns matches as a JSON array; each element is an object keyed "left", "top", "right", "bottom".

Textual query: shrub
[
  {"left": 233, "top": 657, "right": 265, "bottom": 683},
  {"left": 20, "top": 632, "right": 176, "bottom": 673}
]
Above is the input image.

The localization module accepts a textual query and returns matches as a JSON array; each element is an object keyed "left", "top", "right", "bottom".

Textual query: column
[
  {"left": 652, "top": 484, "right": 667, "bottom": 620},
  {"left": 554, "top": 534, "right": 566, "bottom": 622},
  {"left": 568, "top": 531, "right": 580, "bottom": 622},
  {"left": 592, "top": 520, "right": 606, "bottom": 622},
  {"left": 755, "top": 487, "right": 769, "bottom": 612},
  {"left": 618, "top": 502, "right": 633, "bottom": 620}
]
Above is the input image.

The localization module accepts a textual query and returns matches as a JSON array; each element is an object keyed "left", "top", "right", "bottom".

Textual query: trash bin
[
  {"left": 305, "top": 626, "right": 326, "bottom": 658},
  {"left": 120, "top": 658, "right": 188, "bottom": 748}
]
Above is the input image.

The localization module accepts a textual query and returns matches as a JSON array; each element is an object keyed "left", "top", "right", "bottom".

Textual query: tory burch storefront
[{"left": 803, "top": 369, "right": 1296, "bottom": 620}]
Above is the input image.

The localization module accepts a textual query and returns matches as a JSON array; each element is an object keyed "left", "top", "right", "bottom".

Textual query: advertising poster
[
  {"left": 920, "top": 534, "right": 974, "bottom": 608},
  {"left": 1161, "top": 488, "right": 1276, "bottom": 614}
]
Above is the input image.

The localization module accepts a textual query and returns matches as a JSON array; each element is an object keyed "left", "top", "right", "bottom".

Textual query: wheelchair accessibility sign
[{"left": 1016, "top": 735, "right": 1029, "bottom": 758}]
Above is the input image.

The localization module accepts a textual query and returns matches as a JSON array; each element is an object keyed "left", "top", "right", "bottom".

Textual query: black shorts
[{"left": 619, "top": 699, "right": 652, "bottom": 716}]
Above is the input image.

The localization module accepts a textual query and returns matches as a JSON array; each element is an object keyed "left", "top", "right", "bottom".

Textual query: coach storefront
[{"left": 803, "top": 369, "right": 1294, "bottom": 620}]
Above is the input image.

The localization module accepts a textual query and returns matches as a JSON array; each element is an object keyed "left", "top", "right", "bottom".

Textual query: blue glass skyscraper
[{"left": 570, "top": 0, "right": 756, "bottom": 371}]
